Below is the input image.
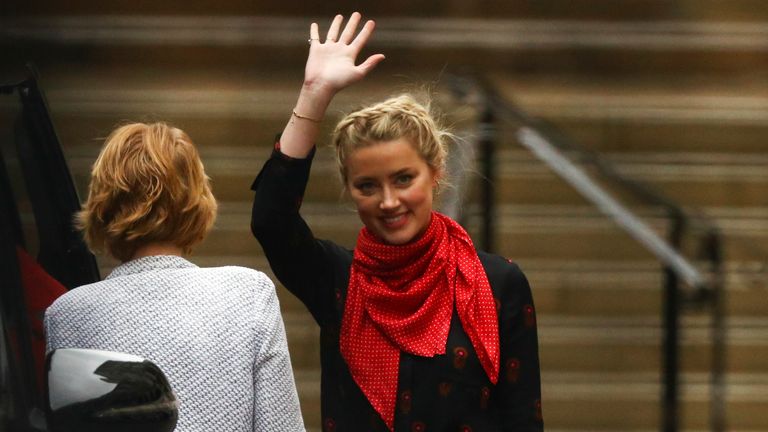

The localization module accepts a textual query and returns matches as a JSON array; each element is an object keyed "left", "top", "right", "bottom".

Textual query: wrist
[
  {"left": 300, "top": 80, "right": 336, "bottom": 102},
  {"left": 294, "top": 82, "right": 335, "bottom": 121}
]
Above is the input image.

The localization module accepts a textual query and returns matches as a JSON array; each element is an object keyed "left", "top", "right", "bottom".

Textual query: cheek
[
  {"left": 350, "top": 194, "right": 375, "bottom": 216},
  {"left": 403, "top": 186, "right": 433, "bottom": 209}
]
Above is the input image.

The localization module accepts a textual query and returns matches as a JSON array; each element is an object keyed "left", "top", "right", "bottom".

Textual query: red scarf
[{"left": 340, "top": 212, "right": 500, "bottom": 430}]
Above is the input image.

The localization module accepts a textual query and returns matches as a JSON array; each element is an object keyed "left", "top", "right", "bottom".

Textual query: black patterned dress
[{"left": 251, "top": 146, "right": 543, "bottom": 432}]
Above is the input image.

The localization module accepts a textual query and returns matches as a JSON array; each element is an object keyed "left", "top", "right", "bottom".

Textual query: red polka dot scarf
[{"left": 341, "top": 212, "right": 500, "bottom": 430}]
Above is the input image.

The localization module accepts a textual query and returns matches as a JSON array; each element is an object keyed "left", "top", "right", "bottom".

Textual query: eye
[
  {"left": 354, "top": 181, "right": 376, "bottom": 195},
  {"left": 394, "top": 174, "right": 413, "bottom": 186}
]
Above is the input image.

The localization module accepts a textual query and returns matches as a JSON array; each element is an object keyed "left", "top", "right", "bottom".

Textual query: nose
[{"left": 379, "top": 186, "right": 400, "bottom": 210}]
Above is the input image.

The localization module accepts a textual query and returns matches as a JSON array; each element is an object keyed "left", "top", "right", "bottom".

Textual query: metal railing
[{"left": 444, "top": 71, "right": 727, "bottom": 432}]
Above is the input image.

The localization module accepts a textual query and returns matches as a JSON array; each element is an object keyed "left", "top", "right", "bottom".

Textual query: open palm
[{"left": 304, "top": 13, "right": 385, "bottom": 93}]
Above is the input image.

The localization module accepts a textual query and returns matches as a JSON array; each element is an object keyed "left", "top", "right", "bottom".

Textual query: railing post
[
  {"left": 479, "top": 105, "right": 496, "bottom": 252},
  {"left": 662, "top": 266, "right": 680, "bottom": 432},
  {"left": 663, "top": 216, "right": 684, "bottom": 432},
  {"left": 706, "top": 230, "right": 726, "bottom": 432}
]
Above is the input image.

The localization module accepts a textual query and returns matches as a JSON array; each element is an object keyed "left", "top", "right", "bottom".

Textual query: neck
[{"left": 129, "top": 242, "right": 184, "bottom": 262}]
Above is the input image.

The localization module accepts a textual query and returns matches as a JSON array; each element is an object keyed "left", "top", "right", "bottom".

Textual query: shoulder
[
  {"left": 477, "top": 251, "right": 527, "bottom": 283},
  {"left": 206, "top": 267, "right": 285, "bottom": 335},
  {"left": 205, "top": 265, "right": 272, "bottom": 281},
  {"left": 44, "top": 280, "right": 110, "bottom": 328},
  {"left": 476, "top": 251, "right": 532, "bottom": 301},
  {"left": 198, "top": 265, "right": 276, "bottom": 294},
  {"left": 46, "top": 281, "right": 104, "bottom": 313}
]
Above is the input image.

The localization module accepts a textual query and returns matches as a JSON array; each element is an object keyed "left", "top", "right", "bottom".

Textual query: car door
[{"left": 1, "top": 68, "right": 101, "bottom": 431}]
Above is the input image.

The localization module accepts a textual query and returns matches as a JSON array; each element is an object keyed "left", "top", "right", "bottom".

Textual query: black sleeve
[
  {"left": 250, "top": 144, "right": 349, "bottom": 325},
  {"left": 483, "top": 255, "right": 544, "bottom": 431}
]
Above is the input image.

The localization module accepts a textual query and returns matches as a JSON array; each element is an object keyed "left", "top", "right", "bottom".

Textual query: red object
[
  {"left": 16, "top": 247, "right": 68, "bottom": 392},
  {"left": 341, "top": 212, "right": 500, "bottom": 430}
]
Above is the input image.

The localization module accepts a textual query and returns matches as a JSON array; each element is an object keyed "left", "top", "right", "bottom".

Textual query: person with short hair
[
  {"left": 251, "top": 13, "right": 543, "bottom": 431},
  {"left": 74, "top": 122, "right": 217, "bottom": 262},
  {"left": 46, "top": 122, "right": 305, "bottom": 432}
]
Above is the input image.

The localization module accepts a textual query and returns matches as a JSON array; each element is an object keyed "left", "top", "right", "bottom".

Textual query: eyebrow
[
  {"left": 351, "top": 168, "right": 414, "bottom": 183},
  {"left": 389, "top": 168, "right": 413, "bottom": 178}
]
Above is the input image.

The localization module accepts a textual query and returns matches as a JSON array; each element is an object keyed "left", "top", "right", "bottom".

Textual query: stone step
[
  {"left": 291, "top": 370, "right": 768, "bottom": 431},
  {"left": 538, "top": 373, "right": 768, "bottom": 430},
  {"left": 461, "top": 206, "right": 768, "bottom": 262},
  {"left": 536, "top": 315, "right": 768, "bottom": 374},
  {"left": 486, "top": 74, "right": 768, "bottom": 154},
  {"left": 520, "top": 260, "right": 768, "bottom": 319},
  {"left": 7, "top": 1, "right": 768, "bottom": 20},
  {"left": 4, "top": 14, "right": 768, "bottom": 75},
  {"left": 24, "top": 69, "right": 767, "bottom": 154}
]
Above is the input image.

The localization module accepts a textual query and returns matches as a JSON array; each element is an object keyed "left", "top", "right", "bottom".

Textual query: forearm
[
  {"left": 279, "top": 82, "right": 335, "bottom": 158},
  {"left": 250, "top": 148, "right": 338, "bottom": 322}
]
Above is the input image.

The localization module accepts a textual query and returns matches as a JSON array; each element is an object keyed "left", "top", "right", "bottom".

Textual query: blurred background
[{"left": 2, "top": 1, "right": 767, "bottom": 431}]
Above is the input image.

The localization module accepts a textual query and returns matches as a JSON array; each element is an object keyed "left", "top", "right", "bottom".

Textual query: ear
[{"left": 431, "top": 167, "right": 444, "bottom": 189}]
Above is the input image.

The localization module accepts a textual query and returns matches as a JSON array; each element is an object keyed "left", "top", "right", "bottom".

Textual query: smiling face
[{"left": 346, "top": 138, "right": 440, "bottom": 245}]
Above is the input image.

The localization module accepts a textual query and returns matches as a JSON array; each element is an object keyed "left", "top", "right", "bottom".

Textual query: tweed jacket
[{"left": 45, "top": 255, "right": 305, "bottom": 432}]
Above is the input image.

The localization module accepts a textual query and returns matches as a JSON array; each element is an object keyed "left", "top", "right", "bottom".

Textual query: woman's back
[{"left": 45, "top": 255, "right": 304, "bottom": 432}]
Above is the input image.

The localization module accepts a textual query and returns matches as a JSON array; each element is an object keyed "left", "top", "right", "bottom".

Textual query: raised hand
[
  {"left": 278, "top": 12, "right": 385, "bottom": 159},
  {"left": 304, "top": 12, "right": 386, "bottom": 94}
]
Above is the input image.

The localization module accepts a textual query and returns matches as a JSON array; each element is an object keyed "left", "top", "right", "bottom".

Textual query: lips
[{"left": 381, "top": 213, "right": 408, "bottom": 229}]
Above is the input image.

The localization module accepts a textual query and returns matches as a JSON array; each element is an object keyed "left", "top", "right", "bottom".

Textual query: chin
[
  {"left": 383, "top": 237, "right": 411, "bottom": 246},
  {"left": 377, "top": 229, "right": 418, "bottom": 245}
]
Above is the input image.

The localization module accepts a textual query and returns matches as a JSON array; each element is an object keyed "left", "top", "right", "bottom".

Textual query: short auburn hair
[{"left": 76, "top": 122, "right": 217, "bottom": 262}]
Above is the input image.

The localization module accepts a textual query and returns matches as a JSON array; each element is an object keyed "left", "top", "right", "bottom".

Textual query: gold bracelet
[{"left": 292, "top": 109, "right": 321, "bottom": 123}]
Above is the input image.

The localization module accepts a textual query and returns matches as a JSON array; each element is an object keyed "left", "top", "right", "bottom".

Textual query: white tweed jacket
[{"left": 45, "top": 255, "right": 305, "bottom": 432}]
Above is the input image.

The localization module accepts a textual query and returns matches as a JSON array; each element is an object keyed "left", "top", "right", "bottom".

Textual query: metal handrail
[
  {"left": 517, "top": 126, "right": 705, "bottom": 288},
  {"left": 443, "top": 71, "right": 727, "bottom": 432}
]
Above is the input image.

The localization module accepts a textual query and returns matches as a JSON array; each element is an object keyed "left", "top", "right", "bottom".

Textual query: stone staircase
[{"left": 3, "top": 2, "right": 767, "bottom": 430}]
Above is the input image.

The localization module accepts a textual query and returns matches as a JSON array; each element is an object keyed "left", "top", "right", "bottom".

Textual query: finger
[
  {"left": 339, "top": 11, "right": 361, "bottom": 44},
  {"left": 350, "top": 19, "right": 377, "bottom": 50},
  {"left": 326, "top": 14, "right": 343, "bottom": 42},
  {"left": 357, "top": 54, "right": 386, "bottom": 75},
  {"left": 310, "top": 22, "right": 319, "bottom": 41}
]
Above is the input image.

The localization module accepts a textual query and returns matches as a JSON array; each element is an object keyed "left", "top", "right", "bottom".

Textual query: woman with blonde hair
[
  {"left": 251, "top": 13, "right": 542, "bottom": 431},
  {"left": 46, "top": 122, "right": 305, "bottom": 432}
]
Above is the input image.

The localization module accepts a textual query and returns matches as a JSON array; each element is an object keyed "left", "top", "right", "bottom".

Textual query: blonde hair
[
  {"left": 331, "top": 94, "right": 450, "bottom": 185},
  {"left": 76, "top": 122, "right": 217, "bottom": 262}
]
